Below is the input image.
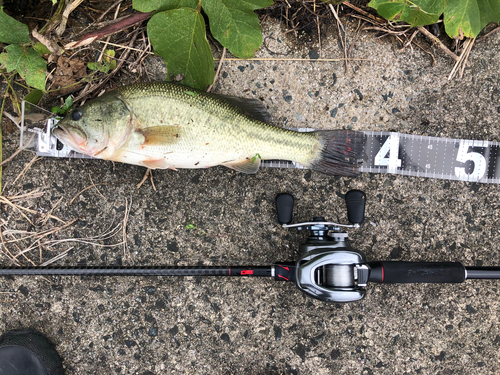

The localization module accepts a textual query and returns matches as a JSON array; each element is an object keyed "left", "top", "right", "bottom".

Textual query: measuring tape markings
[{"left": 261, "top": 131, "right": 500, "bottom": 184}]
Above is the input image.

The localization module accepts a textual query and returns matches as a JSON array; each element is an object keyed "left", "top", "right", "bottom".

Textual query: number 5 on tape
[
  {"left": 374, "top": 133, "right": 402, "bottom": 173},
  {"left": 454, "top": 140, "right": 487, "bottom": 181}
]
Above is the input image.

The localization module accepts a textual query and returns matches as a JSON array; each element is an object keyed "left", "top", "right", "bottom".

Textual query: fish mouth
[{"left": 52, "top": 124, "right": 88, "bottom": 154}]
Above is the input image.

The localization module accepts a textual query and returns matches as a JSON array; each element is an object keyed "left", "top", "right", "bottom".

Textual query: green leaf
[
  {"left": 148, "top": 7, "right": 214, "bottom": 90},
  {"left": 23, "top": 89, "right": 43, "bottom": 105},
  {"left": 133, "top": 0, "right": 198, "bottom": 12},
  {"left": 368, "top": 0, "right": 446, "bottom": 26},
  {"left": 444, "top": 0, "right": 500, "bottom": 38},
  {"left": 64, "top": 95, "right": 73, "bottom": 108},
  {"left": 2, "top": 45, "right": 46, "bottom": 90},
  {"left": 202, "top": 0, "right": 273, "bottom": 59},
  {"left": 33, "top": 42, "right": 51, "bottom": 55},
  {"left": 51, "top": 96, "right": 73, "bottom": 115},
  {"left": 0, "top": 7, "right": 31, "bottom": 45}
]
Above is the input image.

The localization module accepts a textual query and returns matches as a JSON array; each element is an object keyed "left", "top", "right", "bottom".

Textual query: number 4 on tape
[{"left": 374, "top": 133, "right": 402, "bottom": 173}]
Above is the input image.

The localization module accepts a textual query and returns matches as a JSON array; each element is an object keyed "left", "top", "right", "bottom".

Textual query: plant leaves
[
  {"left": 1, "top": 45, "right": 46, "bottom": 90},
  {"left": 23, "top": 89, "right": 44, "bottom": 105},
  {"left": 33, "top": 42, "right": 51, "bottom": 55},
  {"left": 133, "top": 0, "right": 198, "bottom": 12},
  {"left": 368, "top": 0, "right": 446, "bottom": 26},
  {"left": 148, "top": 7, "right": 214, "bottom": 90},
  {"left": 0, "top": 8, "right": 32, "bottom": 45},
  {"left": 444, "top": 0, "right": 500, "bottom": 38},
  {"left": 202, "top": 0, "right": 273, "bottom": 59}
]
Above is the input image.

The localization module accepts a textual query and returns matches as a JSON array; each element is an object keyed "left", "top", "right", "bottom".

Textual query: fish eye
[{"left": 72, "top": 109, "right": 83, "bottom": 121}]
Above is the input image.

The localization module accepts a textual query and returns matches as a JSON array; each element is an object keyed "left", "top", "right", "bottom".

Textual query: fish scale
[{"left": 115, "top": 82, "right": 319, "bottom": 167}]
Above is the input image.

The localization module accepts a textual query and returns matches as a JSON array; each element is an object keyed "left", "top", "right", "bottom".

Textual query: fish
[{"left": 53, "top": 82, "right": 365, "bottom": 176}]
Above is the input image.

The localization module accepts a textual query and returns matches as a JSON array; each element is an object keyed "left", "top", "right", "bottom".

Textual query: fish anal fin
[
  {"left": 142, "top": 159, "right": 171, "bottom": 169},
  {"left": 222, "top": 157, "right": 261, "bottom": 174},
  {"left": 137, "top": 126, "right": 182, "bottom": 146}
]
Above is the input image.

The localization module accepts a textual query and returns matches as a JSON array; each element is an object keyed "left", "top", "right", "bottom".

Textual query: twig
[
  {"left": 329, "top": 4, "right": 348, "bottom": 73},
  {"left": 89, "top": 174, "right": 106, "bottom": 200},
  {"left": 32, "top": 29, "right": 63, "bottom": 55},
  {"left": 459, "top": 37, "right": 476, "bottom": 79},
  {"left": 98, "top": 3, "right": 121, "bottom": 63},
  {"left": 97, "top": 41, "right": 370, "bottom": 62},
  {"left": 448, "top": 38, "right": 474, "bottom": 80},
  {"left": 0, "top": 227, "right": 21, "bottom": 266},
  {"left": 412, "top": 40, "right": 436, "bottom": 66},
  {"left": 123, "top": 197, "right": 131, "bottom": 260},
  {"left": 6, "top": 189, "right": 45, "bottom": 202},
  {"left": 343, "top": 1, "right": 386, "bottom": 23},
  {"left": 2, "top": 111, "right": 21, "bottom": 129},
  {"left": 41, "top": 197, "right": 64, "bottom": 226},
  {"left": 137, "top": 168, "right": 151, "bottom": 189},
  {"left": 207, "top": 47, "right": 227, "bottom": 93},
  {"left": 317, "top": 15, "right": 322, "bottom": 58},
  {"left": 484, "top": 26, "right": 500, "bottom": 38},
  {"left": 417, "top": 26, "right": 459, "bottom": 62},
  {"left": 64, "top": 12, "right": 152, "bottom": 49},
  {"left": 39, "top": 247, "right": 72, "bottom": 266},
  {"left": 74, "top": 29, "right": 140, "bottom": 103},
  {"left": 149, "top": 170, "right": 156, "bottom": 191},
  {"left": 96, "top": 0, "right": 124, "bottom": 23},
  {"left": 11, "top": 155, "right": 40, "bottom": 186},
  {"left": 56, "top": 0, "right": 85, "bottom": 36},
  {"left": 68, "top": 182, "right": 108, "bottom": 205},
  {"left": 0, "top": 148, "right": 24, "bottom": 167},
  {"left": 0, "top": 195, "right": 65, "bottom": 224}
]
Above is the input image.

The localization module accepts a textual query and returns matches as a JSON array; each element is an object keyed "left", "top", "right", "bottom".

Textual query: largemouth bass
[{"left": 53, "top": 82, "right": 365, "bottom": 176}]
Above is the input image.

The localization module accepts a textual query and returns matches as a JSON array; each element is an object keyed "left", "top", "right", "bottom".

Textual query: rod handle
[{"left": 368, "top": 262, "right": 466, "bottom": 284}]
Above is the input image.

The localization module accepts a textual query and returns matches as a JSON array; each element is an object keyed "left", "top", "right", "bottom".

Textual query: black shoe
[{"left": 0, "top": 329, "right": 64, "bottom": 375}]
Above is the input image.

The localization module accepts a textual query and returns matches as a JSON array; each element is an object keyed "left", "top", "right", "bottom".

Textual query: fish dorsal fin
[
  {"left": 219, "top": 95, "right": 272, "bottom": 123},
  {"left": 136, "top": 126, "right": 182, "bottom": 146},
  {"left": 222, "top": 157, "right": 262, "bottom": 174}
]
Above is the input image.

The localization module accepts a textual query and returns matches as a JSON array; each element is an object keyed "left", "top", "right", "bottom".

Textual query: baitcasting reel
[{"left": 274, "top": 190, "right": 370, "bottom": 302}]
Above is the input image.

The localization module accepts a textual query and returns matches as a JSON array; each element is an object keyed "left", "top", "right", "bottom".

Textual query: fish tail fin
[{"left": 308, "top": 130, "right": 365, "bottom": 177}]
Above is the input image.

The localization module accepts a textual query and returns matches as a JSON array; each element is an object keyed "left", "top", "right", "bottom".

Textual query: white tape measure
[{"left": 262, "top": 131, "right": 500, "bottom": 184}]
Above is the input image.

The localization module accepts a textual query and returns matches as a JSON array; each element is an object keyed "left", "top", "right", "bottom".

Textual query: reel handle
[
  {"left": 276, "top": 193, "right": 294, "bottom": 225},
  {"left": 345, "top": 190, "right": 366, "bottom": 225}
]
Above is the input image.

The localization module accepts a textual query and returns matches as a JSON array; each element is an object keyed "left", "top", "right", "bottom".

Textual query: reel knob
[
  {"left": 276, "top": 193, "right": 294, "bottom": 225},
  {"left": 345, "top": 190, "right": 366, "bottom": 225}
]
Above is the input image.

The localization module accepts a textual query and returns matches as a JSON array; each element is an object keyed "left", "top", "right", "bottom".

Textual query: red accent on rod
[
  {"left": 278, "top": 274, "right": 289, "bottom": 281},
  {"left": 241, "top": 270, "right": 254, "bottom": 275},
  {"left": 229, "top": 267, "right": 231, "bottom": 276},
  {"left": 381, "top": 264, "right": 384, "bottom": 283},
  {"left": 278, "top": 265, "right": 290, "bottom": 271}
]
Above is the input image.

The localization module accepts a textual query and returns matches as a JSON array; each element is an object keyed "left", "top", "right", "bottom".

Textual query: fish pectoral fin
[
  {"left": 222, "top": 158, "right": 261, "bottom": 174},
  {"left": 142, "top": 159, "right": 171, "bottom": 169},
  {"left": 137, "top": 126, "right": 182, "bottom": 146}
]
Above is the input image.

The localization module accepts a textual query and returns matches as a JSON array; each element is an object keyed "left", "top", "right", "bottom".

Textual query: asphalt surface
[{"left": 1, "top": 15, "right": 500, "bottom": 375}]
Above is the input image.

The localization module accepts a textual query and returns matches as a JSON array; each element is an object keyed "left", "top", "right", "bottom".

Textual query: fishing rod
[{"left": 1, "top": 190, "right": 500, "bottom": 303}]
